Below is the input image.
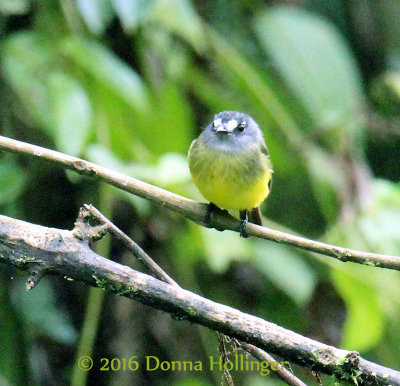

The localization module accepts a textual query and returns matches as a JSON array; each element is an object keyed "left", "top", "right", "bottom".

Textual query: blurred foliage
[{"left": 0, "top": 0, "right": 400, "bottom": 385}]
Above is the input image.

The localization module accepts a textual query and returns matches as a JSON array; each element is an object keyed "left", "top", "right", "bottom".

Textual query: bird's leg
[
  {"left": 205, "top": 203, "right": 227, "bottom": 232},
  {"left": 239, "top": 210, "right": 249, "bottom": 238}
]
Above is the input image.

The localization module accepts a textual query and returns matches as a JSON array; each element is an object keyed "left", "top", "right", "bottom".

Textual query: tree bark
[{"left": 0, "top": 213, "right": 399, "bottom": 385}]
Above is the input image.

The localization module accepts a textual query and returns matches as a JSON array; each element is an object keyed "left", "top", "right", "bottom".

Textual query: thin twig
[
  {"left": 218, "top": 333, "right": 234, "bottom": 386},
  {"left": 239, "top": 342, "right": 307, "bottom": 386},
  {"left": 0, "top": 135, "right": 399, "bottom": 271},
  {"left": 81, "top": 204, "right": 178, "bottom": 286}
]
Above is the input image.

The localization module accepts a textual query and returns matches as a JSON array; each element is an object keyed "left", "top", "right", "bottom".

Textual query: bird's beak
[
  {"left": 215, "top": 119, "right": 237, "bottom": 134},
  {"left": 216, "top": 126, "right": 229, "bottom": 134}
]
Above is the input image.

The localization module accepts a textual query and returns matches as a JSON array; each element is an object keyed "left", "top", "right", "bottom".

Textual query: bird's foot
[{"left": 239, "top": 210, "right": 249, "bottom": 238}]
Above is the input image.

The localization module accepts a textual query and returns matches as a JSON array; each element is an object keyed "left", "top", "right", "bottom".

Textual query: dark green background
[{"left": 1, "top": 0, "right": 400, "bottom": 385}]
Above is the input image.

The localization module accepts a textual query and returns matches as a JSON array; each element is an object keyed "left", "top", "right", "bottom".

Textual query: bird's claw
[{"left": 239, "top": 210, "right": 249, "bottom": 238}]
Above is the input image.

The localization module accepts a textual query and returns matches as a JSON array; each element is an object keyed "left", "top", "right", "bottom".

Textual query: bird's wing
[
  {"left": 260, "top": 143, "right": 273, "bottom": 193},
  {"left": 260, "top": 142, "right": 269, "bottom": 156}
]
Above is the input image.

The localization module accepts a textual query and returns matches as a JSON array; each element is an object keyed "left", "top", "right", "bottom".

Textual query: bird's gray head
[{"left": 200, "top": 111, "right": 264, "bottom": 152}]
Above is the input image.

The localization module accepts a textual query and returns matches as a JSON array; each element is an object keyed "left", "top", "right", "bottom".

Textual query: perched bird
[{"left": 188, "top": 111, "right": 273, "bottom": 237}]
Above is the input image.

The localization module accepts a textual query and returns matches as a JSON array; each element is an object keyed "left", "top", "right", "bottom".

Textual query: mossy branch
[{"left": 0, "top": 213, "right": 399, "bottom": 385}]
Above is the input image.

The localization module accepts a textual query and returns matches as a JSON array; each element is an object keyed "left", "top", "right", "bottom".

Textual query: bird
[{"left": 188, "top": 111, "right": 273, "bottom": 237}]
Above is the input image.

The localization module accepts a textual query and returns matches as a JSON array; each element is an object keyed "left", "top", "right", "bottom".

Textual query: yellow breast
[{"left": 188, "top": 139, "right": 272, "bottom": 210}]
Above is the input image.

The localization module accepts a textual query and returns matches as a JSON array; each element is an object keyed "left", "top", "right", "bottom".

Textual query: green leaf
[
  {"left": 0, "top": 278, "right": 26, "bottom": 385},
  {"left": 86, "top": 144, "right": 151, "bottom": 214},
  {"left": 0, "top": 0, "right": 30, "bottom": 15},
  {"left": 174, "top": 377, "right": 213, "bottom": 386},
  {"left": 139, "top": 82, "right": 194, "bottom": 155},
  {"left": 186, "top": 67, "right": 242, "bottom": 113},
  {"left": 149, "top": 153, "right": 191, "bottom": 187},
  {"left": 76, "top": 0, "right": 113, "bottom": 35},
  {"left": 304, "top": 147, "right": 342, "bottom": 222},
  {"left": 87, "top": 144, "right": 190, "bottom": 188},
  {"left": 201, "top": 227, "right": 252, "bottom": 273},
  {"left": 203, "top": 26, "right": 304, "bottom": 150},
  {"left": 253, "top": 241, "right": 316, "bottom": 306},
  {"left": 371, "top": 71, "right": 400, "bottom": 116},
  {"left": 2, "top": 33, "right": 93, "bottom": 155},
  {"left": 151, "top": 0, "right": 205, "bottom": 52},
  {"left": 47, "top": 71, "right": 92, "bottom": 156},
  {"left": 11, "top": 278, "right": 77, "bottom": 345},
  {"left": 61, "top": 36, "right": 150, "bottom": 112},
  {"left": 327, "top": 180, "right": 400, "bottom": 256},
  {"left": 332, "top": 268, "right": 384, "bottom": 351},
  {"left": 86, "top": 144, "right": 128, "bottom": 172},
  {"left": 111, "top": 0, "right": 155, "bottom": 32},
  {"left": 1, "top": 32, "right": 55, "bottom": 129},
  {"left": 0, "top": 155, "right": 26, "bottom": 206},
  {"left": 255, "top": 6, "right": 365, "bottom": 150},
  {"left": 326, "top": 180, "right": 400, "bottom": 351}
]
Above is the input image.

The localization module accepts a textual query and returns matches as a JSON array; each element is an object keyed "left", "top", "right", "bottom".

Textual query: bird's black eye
[{"left": 237, "top": 123, "right": 246, "bottom": 133}]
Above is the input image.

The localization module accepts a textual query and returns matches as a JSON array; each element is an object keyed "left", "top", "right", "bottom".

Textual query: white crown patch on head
[
  {"left": 213, "top": 118, "right": 222, "bottom": 128},
  {"left": 226, "top": 119, "right": 238, "bottom": 132}
]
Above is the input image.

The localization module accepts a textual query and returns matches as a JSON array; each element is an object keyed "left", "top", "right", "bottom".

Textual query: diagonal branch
[
  {"left": 237, "top": 342, "right": 307, "bottom": 386},
  {"left": 0, "top": 213, "right": 399, "bottom": 385},
  {"left": 0, "top": 135, "right": 399, "bottom": 271},
  {"left": 75, "top": 204, "right": 179, "bottom": 286}
]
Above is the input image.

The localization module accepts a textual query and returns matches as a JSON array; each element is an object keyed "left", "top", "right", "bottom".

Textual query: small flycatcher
[{"left": 188, "top": 111, "right": 273, "bottom": 237}]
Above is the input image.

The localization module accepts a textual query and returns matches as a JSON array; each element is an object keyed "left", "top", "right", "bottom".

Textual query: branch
[
  {"left": 0, "top": 214, "right": 399, "bottom": 385},
  {"left": 84, "top": 204, "right": 305, "bottom": 386},
  {"left": 0, "top": 135, "right": 399, "bottom": 271}
]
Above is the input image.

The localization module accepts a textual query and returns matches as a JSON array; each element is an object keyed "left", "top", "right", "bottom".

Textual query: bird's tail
[{"left": 249, "top": 206, "right": 263, "bottom": 226}]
